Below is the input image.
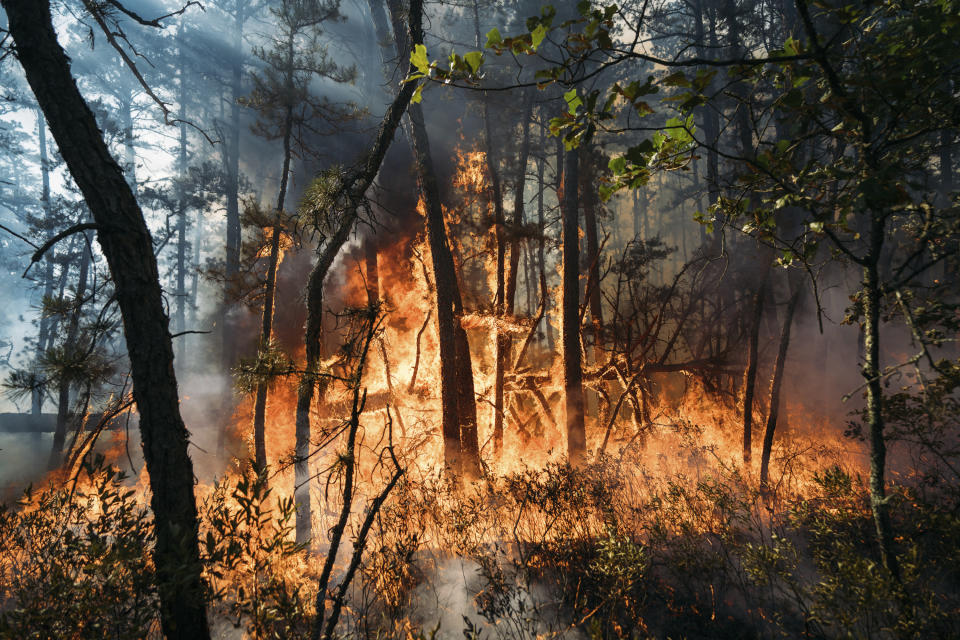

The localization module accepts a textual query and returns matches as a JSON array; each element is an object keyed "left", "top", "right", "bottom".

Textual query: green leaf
[
  {"left": 564, "top": 88, "right": 582, "bottom": 115},
  {"left": 531, "top": 24, "right": 547, "bottom": 51},
  {"left": 411, "top": 83, "right": 424, "bottom": 104},
  {"left": 485, "top": 28, "right": 502, "bottom": 48},
  {"left": 662, "top": 71, "right": 690, "bottom": 87},
  {"left": 783, "top": 36, "right": 799, "bottom": 56},
  {"left": 609, "top": 156, "right": 627, "bottom": 174},
  {"left": 464, "top": 51, "right": 484, "bottom": 73},
  {"left": 410, "top": 44, "right": 429, "bottom": 74}
]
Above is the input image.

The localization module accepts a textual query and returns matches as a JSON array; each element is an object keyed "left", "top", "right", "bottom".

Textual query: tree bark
[
  {"left": 33, "top": 107, "right": 55, "bottom": 416},
  {"left": 561, "top": 147, "right": 586, "bottom": 462},
  {"left": 252, "top": 50, "right": 295, "bottom": 471},
  {"left": 759, "top": 274, "right": 800, "bottom": 489},
  {"left": 389, "top": 0, "right": 480, "bottom": 476},
  {"left": 2, "top": 2, "right": 211, "bottom": 635},
  {"left": 741, "top": 260, "right": 770, "bottom": 466},
  {"left": 293, "top": 0, "right": 423, "bottom": 540},
  {"left": 48, "top": 236, "right": 91, "bottom": 470},
  {"left": 493, "top": 95, "right": 533, "bottom": 456},
  {"left": 863, "top": 219, "right": 900, "bottom": 580},
  {"left": 175, "top": 24, "right": 189, "bottom": 365}
]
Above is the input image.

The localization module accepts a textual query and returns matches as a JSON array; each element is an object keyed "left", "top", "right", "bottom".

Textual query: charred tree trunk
[
  {"left": 759, "top": 274, "right": 800, "bottom": 489},
  {"left": 216, "top": 4, "right": 246, "bottom": 455},
  {"left": 693, "top": 0, "right": 721, "bottom": 235},
  {"left": 473, "top": 0, "right": 509, "bottom": 460},
  {"left": 365, "top": 236, "right": 379, "bottom": 303},
  {"left": 561, "top": 147, "right": 586, "bottom": 462},
  {"left": 580, "top": 147, "right": 604, "bottom": 360},
  {"left": 294, "top": 0, "right": 422, "bottom": 540},
  {"left": 494, "top": 95, "right": 533, "bottom": 455},
  {"left": 407, "top": 104, "right": 481, "bottom": 476},
  {"left": 120, "top": 88, "right": 137, "bottom": 190},
  {"left": 175, "top": 25, "right": 189, "bottom": 364},
  {"left": 2, "top": 1, "right": 211, "bottom": 636},
  {"left": 390, "top": 0, "right": 480, "bottom": 476},
  {"left": 252, "top": 65, "right": 295, "bottom": 471},
  {"left": 33, "top": 107, "right": 55, "bottom": 416},
  {"left": 48, "top": 236, "right": 91, "bottom": 470},
  {"left": 741, "top": 260, "right": 770, "bottom": 466}
]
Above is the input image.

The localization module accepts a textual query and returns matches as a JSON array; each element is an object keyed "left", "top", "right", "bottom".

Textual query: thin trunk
[
  {"left": 392, "top": 0, "right": 479, "bottom": 476},
  {"left": 3, "top": 2, "right": 211, "bottom": 635},
  {"left": 121, "top": 89, "right": 137, "bottom": 190},
  {"left": 48, "top": 237, "right": 91, "bottom": 470},
  {"left": 863, "top": 219, "right": 900, "bottom": 580},
  {"left": 175, "top": 27, "right": 188, "bottom": 364},
  {"left": 472, "top": 1, "right": 510, "bottom": 460},
  {"left": 222, "top": 4, "right": 244, "bottom": 372},
  {"left": 580, "top": 147, "right": 603, "bottom": 357},
  {"left": 493, "top": 94, "right": 533, "bottom": 456},
  {"left": 33, "top": 107, "right": 54, "bottom": 416},
  {"left": 561, "top": 147, "right": 586, "bottom": 462},
  {"left": 742, "top": 260, "right": 771, "bottom": 466},
  {"left": 759, "top": 274, "right": 800, "bottom": 489},
  {"left": 365, "top": 236, "right": 379, "bottom": 303},
  {"left": 293, "top": 0, "right": 421, "bottom": 539},
  {"left": 252, "top": 52, "right": 294, "bottom": 471},
  {"left": 217, "top": 4, "right": 245, "bottom": 455}
]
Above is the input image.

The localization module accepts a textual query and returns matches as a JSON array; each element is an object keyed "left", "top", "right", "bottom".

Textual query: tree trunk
[
  {"left": 48, "top": 236, "right": 91, "bottom": 470},
  {"left": 741, "top": 260, "right": 770, "bottom": 466},
  {"left": 390, "top": 0, "right": 479, "bottom": 476},
  {"left": 217, "top": 4, "right": 245, "bottom": 455},
  {"left": 561, "top": 147, "right": 586, "bottom": 462},
  {"left": 33, "top": 107, "right": 55, "bottom": 416},
  {"left": 120, "top": 88, "right": 137, "bottom": 190},
  {"left": 175, "top": 25, "right": 189, "bottom": 364},
  {"left": 494, "top": 95, "right": 533, "bottom": 455},
  {"left": 2, "top": 2, "right": 211, "bottom": 635},
  {"left": 759, "top": 274, "right": 800, "bottom": 489},
  {"left": 252, "top": 68, "right": 294, "bottom": 471},
  {"left": 293, "top": 0, "right": 422, "bottom": 539},
  {"left": 407, "top": 103, "right": 480, "bottom": 476},
  {"left": 863, "top": 221, "right": 900, "bottom": 580},
  {"left": 472, "top": 0, "right": 509, "bottom": 460}
]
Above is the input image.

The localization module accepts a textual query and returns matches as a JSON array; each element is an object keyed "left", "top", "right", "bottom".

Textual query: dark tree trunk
[
  {"left": 294, "top": 0, "right": 422, "bottom": 539},
  {"left": 216, "top": 3, "right": 246, "bottom": 455},
  {"left": 741, "top": 260, "right": 770, "bottom": 466},
  {"left": 580, "top": 147, "right": 604, "bottom": 358},
  {"left": 252, "top": 80, "right": 294, "bottom": 471},
  {"left": 120, "top": 88, "right": 137, "bottom": 189},
  {"left": 222, "top": 3, "right": 244, "bottom": 374},
  {"left": 408, "top": 104, "right": 481, "bottom": 476},
  {"left": 365, "top": 236, "right": 379, "bottom": 303},
  {"left": 48, "top": 236, "right": 90, "bottom": 470},
  {"left": 389, "top": 0, "right": 480, "bottom": 476},
  {"left": 561, "top": 147, "right": 586, "bottom": 462},
  {"left": 494, "top": 95, "right": 533, "bottom": 455},
  {"left": 33, "top": 107, "right": 54, "bottom": 416},
  {"left": 2, "top": 2, "right": 211, "bottom": 635},
  {"left": 175, "top": 25, "right": 189, "bottom": 364},
  {"left": 473, "top": 0, "right": 509, "bottom": 460},
  {"left": 759, "top": 274, "right": 800, "bottom": 489},
  {"left": 863, "top": 220, "right": 900, "bottom": 580}
]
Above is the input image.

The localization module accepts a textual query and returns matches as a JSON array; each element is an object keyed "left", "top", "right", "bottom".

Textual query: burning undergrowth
[{"left": 2, "top": 419, "right": 958, "bottom": 639}]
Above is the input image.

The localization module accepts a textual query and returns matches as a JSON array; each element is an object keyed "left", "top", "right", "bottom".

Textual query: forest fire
[{"left": 0, "top": 0, "right": 958, "bottom": 637}]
